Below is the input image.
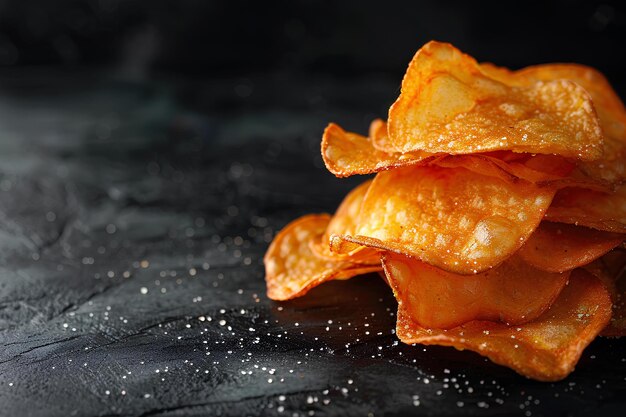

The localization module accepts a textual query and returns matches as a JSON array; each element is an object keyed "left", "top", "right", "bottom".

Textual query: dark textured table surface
[{"left": 0, "top": 70, "right": 624, "bottom": 417}]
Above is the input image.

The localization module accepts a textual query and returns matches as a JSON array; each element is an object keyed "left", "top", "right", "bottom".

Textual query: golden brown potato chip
[
  {"left": 483, "top": 63, "right": 626, "bottom": 184},
  {"left": 518, "top": 222, "right": 624, "bottom": 272},
  {"left": 395, "top": 269, "right": 612, "bottom": 381},
  {"left": 545, "top": 186, "right": 626, "bottom": 233},
  {"left": 321, "top": 123, "right": 437, "bottom": 177},
  {"left": 368, "top": 118, "right": 394, "bottom": 152},
  {"left": 309, "top": 180, "right": 379, "bottom": 263},
  {"left": 264, "top": 214, "right": 381, "bottom": 300},
  {"left": 322, "top": 121, "right": 605, "bottom": 191},
  {"left": 436, "top": 153, "right": 608, "bottom": 191},
  {"left": 323, "top": 122, "right": 521, "bottom": 181},
  {"left": 534, "top": 171, "right": 613, "bottom": 192},
  {"left": 388, "top": 41, "right": 603, "bottom": 159},
  {"left": 328, "top": 234, "right": 364, "bottom": 257},
  {"left": 339, "top": 165, "right": 555, "bottom": 274},
  {"left": 433, "top": 154, "right": 524, "bottom": 184},
  {"left": 518, "top": 153, "right": 575, "bottom": 177},
  {"left": 382, "top": 252, "right": 569, "bottom": 329},
  {"left": 435, "top": 153, "right": 572, "bottom": 185}
]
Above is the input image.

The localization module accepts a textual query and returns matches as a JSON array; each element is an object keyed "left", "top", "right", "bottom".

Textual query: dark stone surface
[{"left": 0, "top": 70, "right": 624, "bottom": 417}]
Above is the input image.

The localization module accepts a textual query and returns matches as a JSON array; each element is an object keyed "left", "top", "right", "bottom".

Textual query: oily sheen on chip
[{"left": 264, "top": 41, "right": 626, "bottom": 381}]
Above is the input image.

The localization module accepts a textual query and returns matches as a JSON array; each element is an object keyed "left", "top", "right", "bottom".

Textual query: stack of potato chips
[{"left": 264, "top": 41, "right": 625, "bottom": 381}]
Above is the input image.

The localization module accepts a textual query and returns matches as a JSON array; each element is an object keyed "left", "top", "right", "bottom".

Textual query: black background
[
  {"left": 0, "top": 1, "right": 625, "bottom": 416},
  {"left": 1, "top": 0, "right": 625, "bottom": 84}
]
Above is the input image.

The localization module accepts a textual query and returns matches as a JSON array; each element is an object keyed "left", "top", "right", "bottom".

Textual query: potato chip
[
  {"left": 518, "top": 222, "right": 624, "bottom": 272},
  {"left": 322, "top": 120, "right": 604, "bottom": 190},
  {"left": 321, "top": 122, "right": 437, "bottom": 177},
  {"left": 535, "top": 171, "right": 613, "bottom": 192},
  {"left": 388, "top": 41, "right": 603, "bottom": 159},
  {"left": 368, "top": 118, "right": 394, "bottom": 152},
  {"left": 435, "top": 153, "right": 571, "bottom": 185},
  {"left": 264, "top": 214, "right": 381, "bottom": 300},
  {"left": 437, "top": 153, "right": 607, "bottom": 191},
  {"left": 433, "top": 154, "right": 523, "bottom": 184},
  {"left": 483, "top": 63, "right": 626, "bottom": 184},
  {"left": 309, "top": 180, "right": 379, "bottom": 263},
  {"left": 545, "top": 186, "right": 626, "bottom": 232},
  {"left": 339, "top": 165, "right": 555, "bottom": 274},
  {"left": 323, "top": 122, "right": 520, "bottom": 181},
  {"left": 442, "top": 152, "right": 609, "bottom": 191},
  {"left": 518, "top": 153, "right": 575, "bottom": 177},
  {"left": 328, "top": 233, "right": 364, "bottom": 257},
  {"left": 395, "top": 269, "right": 612, "bottom": 381},
  {"left": 382, "top": 252, "right": 569, "bottom": 329}
]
